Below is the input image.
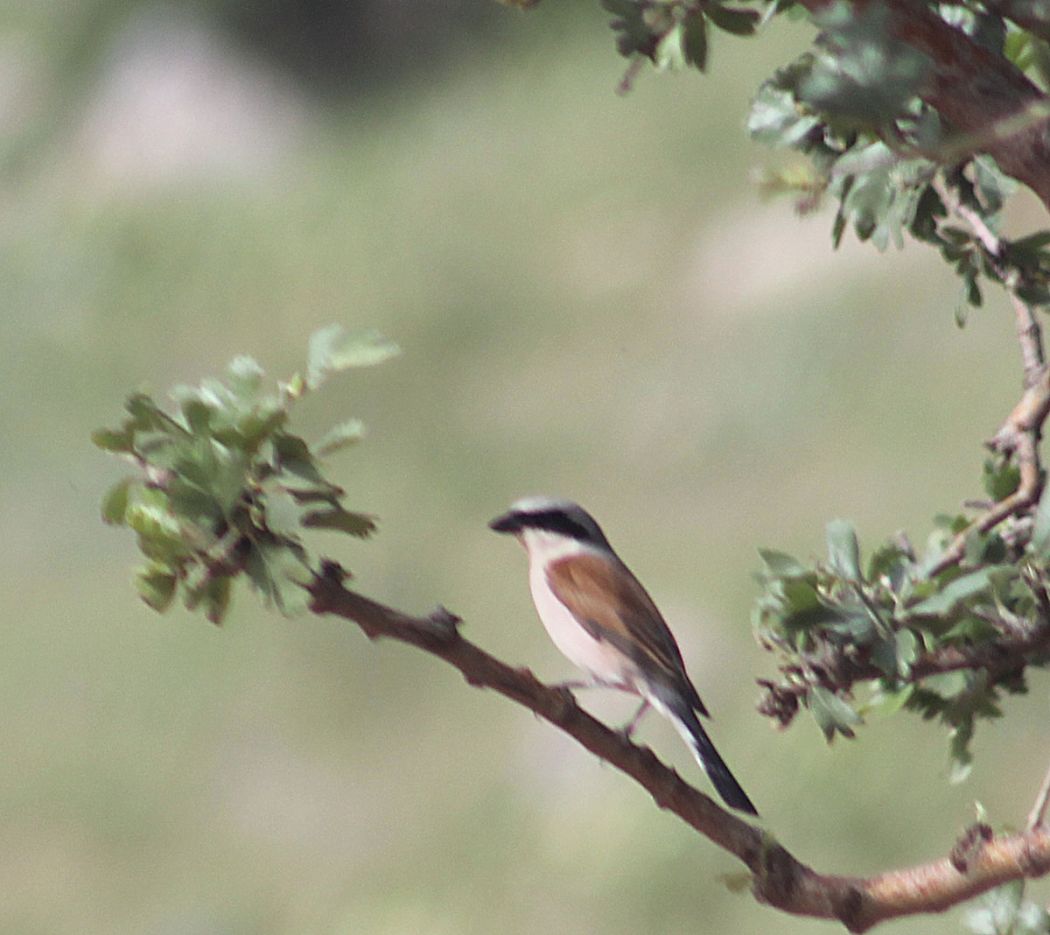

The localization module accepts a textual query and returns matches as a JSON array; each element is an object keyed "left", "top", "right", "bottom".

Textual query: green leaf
[
  {"left": 272, "top": 433, "right": 326, "bottom": 484},
  {"left": 809, "top": 684, "right": 863, "bottom": 741},
  {"left": 867, "top": 541, "right": 913, "bottom": 591},
  {"left": 1030, "top": 481, "right": 1050, "bottom": 556},
  {"left": 263, "top": 486, "right": 309, "bottom": 539},
  {"left": 904, "top": 567, "right": 999, "bottom": 618},
  {"left": 101, "top": 477, "right": 134, "bottom": 525},
  {"left": 235, "top": 404, "right": 288, "bottom": 451},
  {"left": 780, "top": 577, "right": 821, "bottom": 612},
  {"left": 748, "top": 77, "right": 820, "bottom": 148},
  {"left": 312, "top": 419, "right": 366, "bottom": 457},
  {"left": 799, "top": 3, "right": 930, "bottom": 126},
  {"left": 126, "top": 392, "right": 185, "bottom": 435},
  {"left": 126, "top": 500, "right": 187, "bottom": 562},
  {"left": 135, "top": 563, "right": 177, "bottom": 613},
  {"left": 706, "top": 4, "right": 759, "bottom": 35},
  {"left": 895, "top": 628, "right": 919, "bottom": 679},
  {"left": 167, "top": 478, "right": 223, "bottom": 528},
  {"left": 284, "top": 371, "right": 306, "bottom": 400},
  {"left": 826, "top": 518, "right": 861, "bottom": 579},
  {"left": 125, "top": 393, "right": 163, "bottom": 429},
  {"left": 203, "top": 575, "right": 232, "bottom": 625},
  {"left": 964, "top": 529, "right": 1006, "bottom": 565},
  {"left": 869, "top": 682, "right": 915, "bottom": 716},
  {"left": 185, "top": 574, "right": 233, "bottom": 625},
  {"left": 655, "top": 23, "right": 684, "bottom": 71},
  {"left": 825, "top": 611, "right": 876, "bottom": 642},
  {"left": 180, "top": 398, "right": 214, "bottom": 434},
  {"left": 870, "top": 636, "right": 899, "bottom": 677},
  {"left": 972, "top": 155, "right": 1014, "bottom": 215},
  {"left": 871, "top": 628, "right": 919, "bottom": 679},
  {"left": 301, "top": 507, "right": 378, "bottom": 538},
  {"left": 949, "top": 717, "right": 974, "bottom": 783},
  {"left": 922, "top": 670, "right": 969, "bottom": 699},
  {"left": 1011, "top": 229, "right": 1050, "bottom": 256},
  {"left": 182, "top": 439, "right": 248, "bottom": 516},
  {"left": 682, "top": 10, "right": 708, "bottom": 71},
  {"left": 91, "top": 427, "right": 134, "bottom": 452},
  {"left": 226, "top": 355, "right": 265, "bottom": 402},
  {"left": 983, "top": 456, "right": 1021, "bottom": 501},
  {"left": 245, "top": 541, "right": 313, "bottom": 616},
  {"left": 307, "top": 325, "right": 399, "bottom": 389},
  {"left": 758, "top": 548, "right": 807, "bottom": 577}
]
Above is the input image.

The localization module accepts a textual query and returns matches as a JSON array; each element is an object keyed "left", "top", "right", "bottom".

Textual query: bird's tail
[{"left": 666, "top": 700, "right": 758, "bottom": 816}]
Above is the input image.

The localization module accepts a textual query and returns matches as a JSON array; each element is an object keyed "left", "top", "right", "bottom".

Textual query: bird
[{"left": 489, "top": 496, "right": 758, "bottom": 815}]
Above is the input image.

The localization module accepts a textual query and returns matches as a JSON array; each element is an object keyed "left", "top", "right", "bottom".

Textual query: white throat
[{"left": 520, "top": 528, "right": 595, "bottom": 565}]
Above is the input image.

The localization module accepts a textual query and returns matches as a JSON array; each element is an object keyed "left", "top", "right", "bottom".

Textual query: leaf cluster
[
  {"left": 754, "top": 460, "right": 1050, "bottom": 780},
  {"left": 601, "top": 0, "right": 762, "bottom": 79},
  {"left": 92, "top": 326, "right": 399, "bottom": 623},
  {"left": 744, "top": 1, "right": 1050, "bottom": 319},
  {"left": 595, "top": 0, "right": 1050, "bottom": 317}
]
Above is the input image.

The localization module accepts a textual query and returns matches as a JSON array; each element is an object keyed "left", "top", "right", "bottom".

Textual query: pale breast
[{"left": 527, "top": 559, "right": 641, "bottom": 691}]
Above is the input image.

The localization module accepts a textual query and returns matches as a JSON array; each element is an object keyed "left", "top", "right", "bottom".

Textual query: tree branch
[
  {"left": 307, "top": 560, "right": 1050, "bottom": 933},
  {"left": 891, "top": 0, "right": 1050, "bottom": 209},
  {"left": 795, "top": 0, "right": 1050, "bottom": 209},
  {"left": 757, "top": 617, "right": 1050, "bottom": 727},
  {"left": 923, "top": 177, "right": 1050, "bottom": 576}
]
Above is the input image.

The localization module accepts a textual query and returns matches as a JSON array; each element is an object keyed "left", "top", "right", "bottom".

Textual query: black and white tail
[{"left": 668, "top": 701, "right": 758, "bottom": 816}]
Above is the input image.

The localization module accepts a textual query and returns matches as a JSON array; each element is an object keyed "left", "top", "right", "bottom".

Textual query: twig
[
  {"left": 1009, "top": 288, "right": 1046, "bottom": 390},
  {"left": 1028, "top": 759, "right": 1050, "bottom": 830},
  {"left": 882, "top": 0, "right": 1050, "bottom": 211},
  {"left": 757, "top": 622, "right": 1050, "bottom": 726},
  {"left": 307, "top": 561, "right": 1050, "bottom": 933},
  {"left": 923, "top": 177, "right": 1050, "bottom": 577}
]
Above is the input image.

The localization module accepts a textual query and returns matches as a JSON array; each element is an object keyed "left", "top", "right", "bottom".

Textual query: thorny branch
[
  {"left": 756, "top": 174, "right": 1050, "bottom": 727},
  {"left": 756, "top": 618, "right": 1050, "bottom": 727},
  {"left": 308, "top": 562, "right": 1050, "bottom": 933},
  {"left": 925, "top": 177, "right": 1050, "bottom": 577}
]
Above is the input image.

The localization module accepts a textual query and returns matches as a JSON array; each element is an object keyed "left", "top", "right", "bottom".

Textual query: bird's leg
[
  {"left": 548, "top": 678, "right": 595, "bottom": 692},
  {"left": 621, "top": 698, "right": 651, "bottom": 740},
  {"left": 549, "top": 677, "right": 633, "bottom": 694}
]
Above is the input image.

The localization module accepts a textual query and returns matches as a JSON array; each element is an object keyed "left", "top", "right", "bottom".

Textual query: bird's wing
[{"left": 547, "top": 552, "right": 708, "bottom": 716}]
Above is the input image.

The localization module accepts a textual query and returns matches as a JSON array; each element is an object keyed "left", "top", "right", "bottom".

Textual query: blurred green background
[{"left": 3, "top": 1, "right": 1049, "bottom": 933}]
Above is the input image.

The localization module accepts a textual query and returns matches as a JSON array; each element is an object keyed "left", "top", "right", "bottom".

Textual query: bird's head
[{"left": 489, "top": 496, "right": 612, "bottom": 560}]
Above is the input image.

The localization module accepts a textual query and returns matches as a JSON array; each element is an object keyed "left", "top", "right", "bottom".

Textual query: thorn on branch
[
  {"left": 551, "top": 682, "right": 581, "bottom": 720},
  {"left": 425, "top": 605, "right": 462, "bottom": 640}
]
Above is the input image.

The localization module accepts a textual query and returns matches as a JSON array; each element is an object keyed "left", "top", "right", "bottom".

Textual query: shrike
[{"left": 490, "top": 496, "right": 757, "bottom": 815}]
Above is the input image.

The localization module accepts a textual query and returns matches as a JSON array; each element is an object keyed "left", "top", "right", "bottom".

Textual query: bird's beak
[{"left": 489, "top": 510, "right": 523, "bottom": 534}]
